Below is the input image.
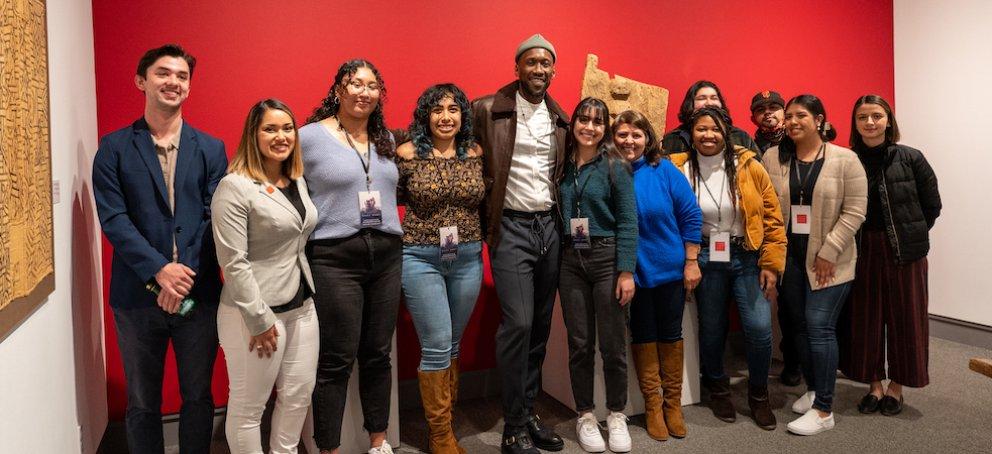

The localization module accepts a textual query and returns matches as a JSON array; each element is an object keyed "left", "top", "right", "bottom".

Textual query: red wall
[{"left": 92, "top": 0, "right": 893, "bottom": 419}]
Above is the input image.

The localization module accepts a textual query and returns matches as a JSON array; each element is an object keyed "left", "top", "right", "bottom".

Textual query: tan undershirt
[{"left": 152, "top": 125, "right": 181, "bottom": 261}]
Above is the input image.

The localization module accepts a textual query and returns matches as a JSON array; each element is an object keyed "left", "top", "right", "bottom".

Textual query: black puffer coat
[{"left": 855, "top": 143, "right": 941, "bottom": 263}]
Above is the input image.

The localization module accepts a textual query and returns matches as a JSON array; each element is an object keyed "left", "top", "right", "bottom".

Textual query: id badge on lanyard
[
  {"left": 439, "top": 226, "right": 458, "bottom": 261},
  {"left": 709, "top": 230, "right": 731, "bottom": 262},
  {"left": 570, "top": 218, "right": 591, "bottom": 249},
  {"left": 790, "top": 205, "right": 811, "bottom": 234},
  {"left": 358, "top": 191, "right": 383, "bottom": 226}
]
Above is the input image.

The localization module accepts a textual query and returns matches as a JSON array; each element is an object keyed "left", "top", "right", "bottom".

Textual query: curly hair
[
  {"left": 408, "top": 83, "right": 474, "bottom": 159},
  {"left": 686, "top": 107, "right": 738, "bottom": 212},
  {"left": 306, "top": 59, "right": 394, "bottom": 157}
]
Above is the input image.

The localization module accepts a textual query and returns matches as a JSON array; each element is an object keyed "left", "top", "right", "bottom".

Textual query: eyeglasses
[{"left": 346, "top": 80, "right": 381, "bottom": 93}]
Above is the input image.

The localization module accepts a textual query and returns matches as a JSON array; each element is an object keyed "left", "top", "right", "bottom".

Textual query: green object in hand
[{"left": 145, "top": 282, "right": 196, "bottom": 316}]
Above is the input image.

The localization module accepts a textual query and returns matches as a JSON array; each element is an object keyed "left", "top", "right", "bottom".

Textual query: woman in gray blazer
[{"left": 213, "top": 99, "right": 318, "bottom": 454}]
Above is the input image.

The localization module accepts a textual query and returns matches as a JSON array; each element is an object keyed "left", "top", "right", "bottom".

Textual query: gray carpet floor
[{"left": 396, "top": 337, "right": 992, "bottom": 453}]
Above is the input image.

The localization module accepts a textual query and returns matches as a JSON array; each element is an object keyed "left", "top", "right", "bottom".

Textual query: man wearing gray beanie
[{"left": 472, "top": 33, "right": 568, "bottom": 454}]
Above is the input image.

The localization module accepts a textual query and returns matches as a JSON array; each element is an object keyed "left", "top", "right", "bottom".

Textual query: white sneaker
[
  {"left": 787, "top": 408, "right": 835, "bottom": 435},
  {"left": 368, "top": 440, "right": 394, "bottom": 454},
  {"left": 791, "top": 391, "right": 816, "bottom": 414},
  {"left": 576, "top": 412, "right": 606, "bottom": 453},
  {"left": 606, "top": 412, "right": 632, "bottom": 453}
]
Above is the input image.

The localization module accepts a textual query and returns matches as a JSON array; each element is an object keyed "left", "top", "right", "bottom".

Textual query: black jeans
[
  {"left": 307, "top": 230, "right": 402, "bottom": 450},
  {"left": 559, "top": 237, "right": 629, "bottom": 413},
  {"left": 113, "top": 304, "right": 218, "bottom": 454},
  {"left": 490, "top": 211, "right": 560, "bottom": 428},
  {"left": 629, "top": 280, "right": 685, "bottom": 344}
]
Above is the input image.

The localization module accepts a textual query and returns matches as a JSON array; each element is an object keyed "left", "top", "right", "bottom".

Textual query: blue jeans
[
  {"left": 113, "top": 304, "right": 218, "bottom": 454},
  {"left": 779, "top": 253, "right": 852, "bottom": 412},
  {"left": 695, "top": 244, "right": 773, "bottom": 387},
  {"left": 402, "top": 241, "right": 483, "bottom": 371}
]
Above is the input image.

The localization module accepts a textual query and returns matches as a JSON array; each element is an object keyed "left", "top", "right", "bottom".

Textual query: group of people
[{"left": 92, "top": 34, "right": 940, "bottom": 454}]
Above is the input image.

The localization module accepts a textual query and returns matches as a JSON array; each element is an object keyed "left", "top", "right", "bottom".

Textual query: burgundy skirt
[{"left": 840, "top": 229, "right": 930, "bottom": 387}]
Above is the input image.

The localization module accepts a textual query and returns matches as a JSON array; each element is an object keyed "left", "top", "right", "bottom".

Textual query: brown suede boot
[
  {"left": 659, "top": 340, "right": 688, "bottom": 437},
  {"left": 702, "top": 376, "right": 736, "bottom": 423},
  {"left": 632, "top": 342, "right": 668, "bottom": 440},
  {"left": 449, "top": 357, "right": 460, "bottom": 405},
  {"left": 418, "top": 369, "right": 465, "bottom": 454},
  {"left": 748, "top": 384, "right": 777, "bottom": 430}
]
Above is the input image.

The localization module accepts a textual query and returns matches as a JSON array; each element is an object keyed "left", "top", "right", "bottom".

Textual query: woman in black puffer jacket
[{"left": 841, "top": 95, "right": 941, "bottom": 417}]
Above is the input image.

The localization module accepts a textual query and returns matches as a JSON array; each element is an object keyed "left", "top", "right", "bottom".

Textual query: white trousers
[{"left": 219, "top": 301, "right": 319, "bottom": 454}]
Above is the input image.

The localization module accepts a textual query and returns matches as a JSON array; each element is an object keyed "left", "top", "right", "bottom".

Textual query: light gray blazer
[{"left": 212, "top": 173, "right": 317, "bottom": 335}]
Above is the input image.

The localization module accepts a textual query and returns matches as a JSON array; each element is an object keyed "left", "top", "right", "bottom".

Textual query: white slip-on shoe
[
  {"left": 791, "top": 391, "right": 816, "bottom": 414},
  {"left": 368, "top": 440, "right": 394, "bottom": 454},
  {"left": 576, "top": 412, "right": 606, "bottom": 453},
  {"left": 606, "top": 412, "right": 632, "bottom": 453},
  {"left": 787, "top": 408, "right": 835, "bottom": 436}
]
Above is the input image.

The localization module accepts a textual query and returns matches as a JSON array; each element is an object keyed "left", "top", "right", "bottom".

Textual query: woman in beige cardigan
[{"left": 763, "top": 94, "right": 866, "bottom": 436}]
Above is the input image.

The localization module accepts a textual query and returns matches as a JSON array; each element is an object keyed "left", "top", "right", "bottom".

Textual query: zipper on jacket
[{"left": 880, "top": 172, "right": 902, "bottom": 261}]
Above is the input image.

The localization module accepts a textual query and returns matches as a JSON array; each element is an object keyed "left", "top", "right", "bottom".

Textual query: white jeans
[{"left": 219, "top": 301, "right": 319, "bottom": 454}]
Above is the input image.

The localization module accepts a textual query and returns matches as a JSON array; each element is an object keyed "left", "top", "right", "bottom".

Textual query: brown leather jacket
[{"left": 472, "top": 81, "right": 570, "bottom": 246}]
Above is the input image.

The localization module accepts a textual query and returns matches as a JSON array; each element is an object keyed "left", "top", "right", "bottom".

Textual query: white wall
[
  {"left": 895, "top": 0, "right": 992, "bottom": 327},
  {"left": 0, "top": 0, "right": 106, "bottom": 453}
]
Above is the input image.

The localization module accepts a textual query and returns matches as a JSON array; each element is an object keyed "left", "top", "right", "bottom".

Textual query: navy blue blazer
[{"left": 93, "top": 118, "right": 227, "bottom": 309}]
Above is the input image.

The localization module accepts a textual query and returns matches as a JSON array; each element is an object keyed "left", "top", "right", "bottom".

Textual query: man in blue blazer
[{"left": 93, "top": 44, "right": 227, "bottom": 454}]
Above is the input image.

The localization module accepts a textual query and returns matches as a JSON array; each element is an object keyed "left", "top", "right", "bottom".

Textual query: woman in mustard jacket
[{"left": 668, "top": 106, "right": 786, "bottom": 430}]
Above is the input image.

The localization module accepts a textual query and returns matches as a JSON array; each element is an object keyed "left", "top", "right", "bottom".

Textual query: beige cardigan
[{"left": 763, "top": 143, "right": 867, "bottom": 290}]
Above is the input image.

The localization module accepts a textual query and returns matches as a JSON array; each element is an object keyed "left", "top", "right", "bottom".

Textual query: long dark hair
[
  {"left": 307, "top": 59, "right": 394, "bottom": 157},
  {"left": 613, "top": 110, "right": 662, "bottom": 164},
  {"left": 677, "top": 80, "right": 731, "bottom": 125},
  {"left": 849, "top": 94, "right": 901, "bottom": 151},
  {"left": 565, "top": 98, "right": 627, "bottom": 176},
  {"left": 408, "top": 83, "right": 474, "bottom": 159},
  {"left": 777, "top": 94, "right": 837, "bottom": 164},
  {"left": 686, "top": 107, "right": 738, "bottom": 211}
]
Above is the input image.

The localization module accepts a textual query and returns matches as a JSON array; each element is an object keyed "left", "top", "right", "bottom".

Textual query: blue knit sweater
[{"left": 631, "top": 157, "right": 702, "bottom": 288}]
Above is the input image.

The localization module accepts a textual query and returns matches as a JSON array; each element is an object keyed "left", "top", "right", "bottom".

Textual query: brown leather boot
[
  {"left": 702, "top": 376, "right": 736, "bottom": 423},
  {"left": 418, "top": 369, "right": 465, "bottom": 454},
  {"left": 659, "top": 340, "right": 687, "bottom": 437},
  {"left": 632, "top": 342, "right": 668, "bottom": 440},
  {"left": 748, "top": 384, "right": 777, "bottom": 430},
  {"left": 449, "top": 357, "right": 460, "bottom": 405}
]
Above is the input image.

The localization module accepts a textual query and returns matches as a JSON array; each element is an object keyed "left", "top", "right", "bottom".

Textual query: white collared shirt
[{"left": 504, "top": 91, "right": 556, "bottom": 212}]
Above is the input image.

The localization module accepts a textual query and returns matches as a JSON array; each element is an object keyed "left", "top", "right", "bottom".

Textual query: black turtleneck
[{"left": 858, "top": 143, "right": 887, "bottom": 231}]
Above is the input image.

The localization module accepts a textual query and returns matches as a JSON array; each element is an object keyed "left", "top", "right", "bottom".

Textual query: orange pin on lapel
[{"left": 266, "top": 186, "right": 274, "bottom": 194}]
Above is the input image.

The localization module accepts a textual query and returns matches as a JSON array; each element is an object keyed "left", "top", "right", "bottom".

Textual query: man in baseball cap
[{"left": 749, "top": 90, "right": 786, "bottom": 154}]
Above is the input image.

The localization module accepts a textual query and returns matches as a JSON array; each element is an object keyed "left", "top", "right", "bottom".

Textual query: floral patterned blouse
[{"left": 397, "top": 155, "right": 486, "bottom": 245}]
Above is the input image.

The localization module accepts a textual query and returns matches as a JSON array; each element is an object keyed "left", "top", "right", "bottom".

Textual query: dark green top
[{"left": 560, "top": 152, "right": 639, "bottom": 272}]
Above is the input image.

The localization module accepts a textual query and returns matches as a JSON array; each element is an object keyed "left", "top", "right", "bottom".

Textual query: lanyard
[
  {"left": 696, "top": 164, "right": 736, "bottom": 231},
  {"left": 572, "top": 158, "right": 596, "bottom": 217},
  {"left": 339, "top": 119, "right": 372, "bottom": 191},
  {"left": 793, "top": 143, "right": 825, "bottom": 205}
]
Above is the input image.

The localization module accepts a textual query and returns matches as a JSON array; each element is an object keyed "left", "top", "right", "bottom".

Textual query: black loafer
[
  {"left": 780, "top": 366, "right": 803, "bottom": 387},
  {"left": 502, "top": 428, "right": 539, "bottom": 454},
  {"left": 879, "top": 395, "right": 904, "bottom": 416},
  {"left": 525, "top": 415, "right": 564, "bottom": 451},
  {"left": 858, "top": 393, "right": 881, "bottom": 414}
]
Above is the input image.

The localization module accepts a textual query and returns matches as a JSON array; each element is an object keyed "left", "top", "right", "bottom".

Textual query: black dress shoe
[
  {"left": 879, "top": 395, "right": 904, "bottom": 416},
  {"left": 779, "top": 366, "right": 803, "bottom": 387},
  {"left": 858, "top": 393, "right": 881, "bottom": 414},
  {"left": 502, "top": 428, "right": 539, "bottom": 454},
  {"left": 525, "top": 415, "right": 564, "bottom": 451}
]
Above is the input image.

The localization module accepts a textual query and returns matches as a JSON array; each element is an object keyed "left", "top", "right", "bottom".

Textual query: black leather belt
[{"left": 700, "top": 236, "right": 748, "bottom": 248}]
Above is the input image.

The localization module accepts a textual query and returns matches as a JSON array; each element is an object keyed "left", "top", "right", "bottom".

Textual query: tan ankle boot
[
  {"left": 659, "top": 340, "right": 687, "bottom": 438},
  {"left": 632, "top": 342, "right": 668, "bottom": 440},
  {"left": 418, "top": 369, "right": 465, "bottom": 454},
  {"left": 449, "top": 357, "right": 460, "bottom": 405}
]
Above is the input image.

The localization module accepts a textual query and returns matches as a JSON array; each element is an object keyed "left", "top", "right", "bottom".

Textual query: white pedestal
[
  {"left": 543, "top": 297, "right": 701, "bottom": 421},
  {"left": 302, "top": 335, "right": 400, "bottom": 453}
]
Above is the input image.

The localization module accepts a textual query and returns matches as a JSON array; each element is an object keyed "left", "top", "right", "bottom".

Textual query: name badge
[
  {"left": 791, "top": 205, "right": 811, "bottom": 234},
  {"left": 358, "top": 191, "right": 383, "bottom": 226},
  {"left": 570, "top": 218, "right": 591, "bottom": 249},
  {"left": 709, "top": 231, "right": 731, "bottom": 263},
  {"left": 439, "top": 226, "right": 458, "bottom": 261}
]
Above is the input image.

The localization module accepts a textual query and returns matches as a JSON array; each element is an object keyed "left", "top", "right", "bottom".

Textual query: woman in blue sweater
[
  {"left": 558, "top": 97, "right": 638, "bottom": 453},
  {"left": 613, "top": 110, "right": 702, "bottom": 442}
]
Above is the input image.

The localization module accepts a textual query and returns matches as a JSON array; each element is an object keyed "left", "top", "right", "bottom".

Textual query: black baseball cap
[{"left": 750, "top": 90, "right": 785, "bottom": 112}]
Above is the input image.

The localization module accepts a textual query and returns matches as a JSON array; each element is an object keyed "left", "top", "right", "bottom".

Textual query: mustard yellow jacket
[{"left": 668, "top": 146, "right": 787, "bottom": 273}]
